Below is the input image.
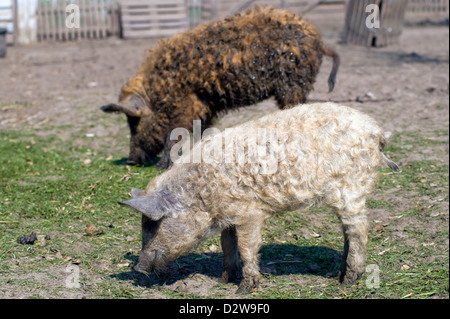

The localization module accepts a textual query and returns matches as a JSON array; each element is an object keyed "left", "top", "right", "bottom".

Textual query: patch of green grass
[{"left": 0, "top": 130, "right": 162, "bottom": 297}]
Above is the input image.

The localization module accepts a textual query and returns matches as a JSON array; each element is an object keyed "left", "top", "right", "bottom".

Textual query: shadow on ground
[
  {"left": 111, "top": 244, "right": 342, "bottom": 288},
  {"left": 111, "top": 157, "right": 161, "bottom": 167}
]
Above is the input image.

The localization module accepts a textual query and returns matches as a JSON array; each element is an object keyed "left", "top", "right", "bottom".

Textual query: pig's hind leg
[{"left": 329, "top": 189, "right": 369, "bottom": 286}]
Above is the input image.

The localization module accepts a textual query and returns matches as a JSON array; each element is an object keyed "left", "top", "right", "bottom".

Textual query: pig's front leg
[
  {"left": 234, "top": 211, "right": 267, "bottom": 294},
  {"left": 221, "top": 226, "right": 240, "bottom": 283},
  {"left": 156, "top": 131, "right": 174, "bottom": 169}
]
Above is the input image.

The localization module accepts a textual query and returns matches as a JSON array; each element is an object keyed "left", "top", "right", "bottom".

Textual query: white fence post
[{"left": 16, "top": 0, "right": 37, "bottom": 43}]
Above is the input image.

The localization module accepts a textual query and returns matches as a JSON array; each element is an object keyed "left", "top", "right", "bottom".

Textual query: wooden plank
[
  {"left": 63, "top": 0, "right": 69, "bottom": 41},
  {"left": 122, "top": 0, "right": 186, "bottom": 6},
  {"left": 78, "top": 0, "right": 84, "bottom": 39},
  {"left": 36, "top": 0, "right": 40, "bottom": 41},
  {"left": 99, "top": 0, "right": 106, "bottom": 38},
  {"left": 42, "top": 0, "right": 48, "bottom": 40},
  {"left": 122, "top": 21, "right": 188, "bottom": 28},
  {"left": 121, "top": 12, "right": 189, "bottom": 21},
  {"left": 121, "top": 7, "right": 188, "bottom": 14},
  {"left": 123, "top": 27, "right": 185, "bottom": 38},
  {"left": 120, "top": 0, "right": 189, "bottom": 38},
  {"left": 111, "top": 2, "right": 120, "bottom": 37},
  {"left": 36, "top": 0, "right": 42, "bottom": 41},
  {"left": 58, "top": 0, "right": 65, "bottom": 41},
  {"left": 94, "top": 0, "right": 100, "bottom": 38},
  {"left": 48, "top": 0, "right": 54, "bottom": 40},
  {"left": 344, "top": 0, "right": 354, "bottom": 43}
]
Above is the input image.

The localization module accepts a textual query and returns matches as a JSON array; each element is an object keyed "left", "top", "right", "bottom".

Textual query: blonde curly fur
[{"left": 120, "top": 102, "right": 398, "bottom": 293}]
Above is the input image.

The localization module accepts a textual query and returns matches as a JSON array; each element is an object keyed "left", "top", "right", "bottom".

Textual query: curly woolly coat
[
  {"left": 101, "top": 6, "right": 340, "bottom": 168},
  {"left": 119, "top": 102, "right": 399, "bottom": 294}
]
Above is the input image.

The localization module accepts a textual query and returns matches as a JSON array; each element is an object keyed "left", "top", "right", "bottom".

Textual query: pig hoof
[
  {"left": 236, "top": 285, "right": 251, "bottom": 294},
  {"left": 221, "top": 270, "right": 238, "bottom": 284},
  {"left": 133, "top": 265, "right": 150, "bottom": 276},
  {"left": 220, "top": 271, "right": 230, "bottom": 284},
  {"left": 339, "top": 270, "right": 363, "bottom": 286},
  {"left": 235, "top": 279, "right": 259, "bottom": 294}
]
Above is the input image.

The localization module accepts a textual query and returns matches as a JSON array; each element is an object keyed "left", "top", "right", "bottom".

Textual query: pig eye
[
  {"left": 143, "top": 216, "right": 160, "bottom": 233},
  {"left": 142, "top": 215, "right": 161, "bottom": 247},
  {"left": 127, "top": 116, "right": 140, "bottom": 135}
]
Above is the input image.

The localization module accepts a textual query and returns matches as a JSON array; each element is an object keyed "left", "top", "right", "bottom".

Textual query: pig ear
[
  {"left": 100, "top": 103, "right": 126, "bottom": 113},
  {"left": 101, "top": 95, "right": 147, "bottom": 117},
  {"left": 118, "top": 195, "right": 168, "bottom": 221}
]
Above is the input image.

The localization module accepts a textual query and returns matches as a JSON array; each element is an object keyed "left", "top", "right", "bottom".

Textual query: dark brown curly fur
[{"left": 101, "top": 6, "right": 340, "bottom": 168}]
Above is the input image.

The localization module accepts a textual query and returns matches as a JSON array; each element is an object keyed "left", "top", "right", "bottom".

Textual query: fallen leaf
[
  {"left": 117, "top": 262, "right": 130, "bottom": 268},
  {"left": 85, "top": 223, "right": 98, "bottom": 236},
  {"left": 401, "top": 264, "right": 410, "bottom": 271},
  {"left": 422, "top": 242, "right": 435, "bottom": 247},
  {"left": 126, "top": 235, "right": 134, "bottom": 242},
  {"left": 430, "top": 211, "right": 440, "bottom": 217},
  {"left": 373, "top": 224, "right": 384, "bottom": 232},
  {"left": 310, "top": 231, "right": 321, "bottom": 238},
  {"left": 208, "top": 244, "right": 218, "bottom": 252},
  {"left": 274, "top": 237, "right": 286, "bottom": 243}
]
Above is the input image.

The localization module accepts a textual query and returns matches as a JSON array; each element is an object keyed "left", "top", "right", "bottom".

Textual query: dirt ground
[{"left": 0, "top": 6, "right": 448, "bottom": 299}]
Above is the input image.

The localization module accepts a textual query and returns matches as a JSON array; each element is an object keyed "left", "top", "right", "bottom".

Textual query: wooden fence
[
  {"left": 119, "top": 0, "right": 189, "bottom": 38},
  {"left": 405, "top": 0, "right": 449, "bottom": 23},
  {"left": 344, "top": 0, "right": 408, "bottom": 47},
  {"left": 34, "top": 0, "right": 345, "bottom": 41},
  {"left": 17, "top": 0, "right": 450, "bottom": 43},
  {"left": 36, "top": 0, "right": 119, "bottom": 41},
  {"left": 407, "top": 0, "right": 449, "bottom": 14}
]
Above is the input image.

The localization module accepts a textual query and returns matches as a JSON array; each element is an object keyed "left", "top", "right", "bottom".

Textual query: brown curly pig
[{"left": 101, "top": 6, "right": 340, "bottom": 168}]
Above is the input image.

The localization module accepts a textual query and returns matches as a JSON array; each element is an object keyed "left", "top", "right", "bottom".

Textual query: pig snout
[
  {"left": 133, "top": 249, "right": 166, "bottom": 274},
  {"left": 127, "top": 149, "right": 146, "bottom": 166},
  {"left": 127, "top": 147, "right": 155, "bottom": 166}
]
